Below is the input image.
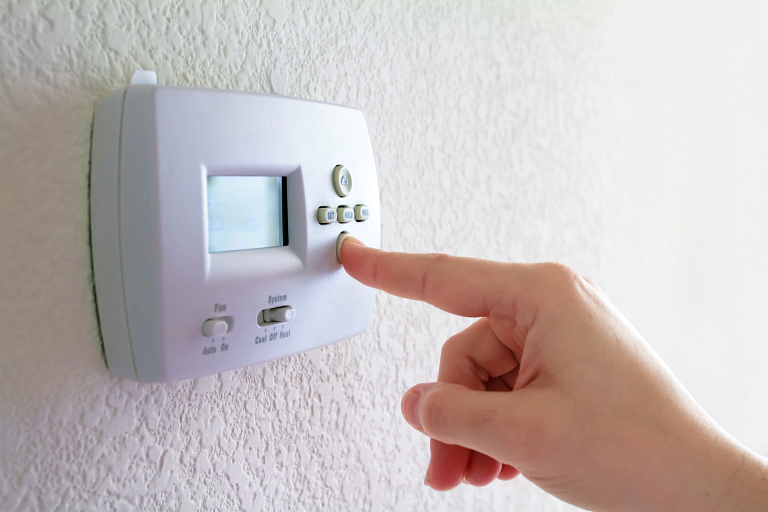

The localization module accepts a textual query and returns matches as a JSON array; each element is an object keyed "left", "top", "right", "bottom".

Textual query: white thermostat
[{"left": 90, "top": 72, "right": 380, "bottom": 383}]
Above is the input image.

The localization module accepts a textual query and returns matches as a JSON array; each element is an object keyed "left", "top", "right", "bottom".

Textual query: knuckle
[
  {"left": 539, "top": 261, "right": 578, "bottom": 280},
  {"left": 438, "top": 334, "right": 488, "bottom": 388},
  {"left": 583, "top": 276, "right": 602, "bottom": 293},
  {"left": 537, "top": 262, "right": 581, "bottom": 291},
  {"left": 440, "top": 333, "right": 463, "bottom": 359}
]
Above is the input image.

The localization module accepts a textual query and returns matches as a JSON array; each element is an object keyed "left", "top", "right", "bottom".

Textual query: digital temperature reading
[{"left": 206, "top": 176, "right": 287, "bottom": 253}]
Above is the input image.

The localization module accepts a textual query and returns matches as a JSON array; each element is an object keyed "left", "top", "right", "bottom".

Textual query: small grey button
[
  {"left": 337, "top": 206, "right": 354, "bottom": 223},
  {"left": 317, "top": 207, "right": 337, "bottom": 224},
  {"left": 354, "top": 204, "right": 370, "bottom": 221}
]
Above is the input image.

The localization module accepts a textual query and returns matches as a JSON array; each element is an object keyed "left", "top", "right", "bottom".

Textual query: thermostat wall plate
[{"left": 90, "top": 73, "right": 380, "bottom": 383}]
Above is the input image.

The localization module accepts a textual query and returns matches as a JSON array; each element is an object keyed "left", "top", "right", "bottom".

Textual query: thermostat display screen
[{"left": 207, "top": 176, "right": 287, "bottom": 253}]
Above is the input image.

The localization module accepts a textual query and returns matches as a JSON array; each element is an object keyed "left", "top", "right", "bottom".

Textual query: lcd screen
[{"left": 207, "top": 176, "right": 287, "bottom": 253}]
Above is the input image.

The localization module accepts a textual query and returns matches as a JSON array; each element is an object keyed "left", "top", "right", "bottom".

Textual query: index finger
[{"left": 340, "top": 237, "right": 525, "bottom": 318}]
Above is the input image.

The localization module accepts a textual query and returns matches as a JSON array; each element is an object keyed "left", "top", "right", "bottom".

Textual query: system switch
[{"left": 262, "top": 306, "right": 296, "bottom": 324}]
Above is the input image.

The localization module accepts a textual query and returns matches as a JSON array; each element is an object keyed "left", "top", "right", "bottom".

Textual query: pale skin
[{"left": 340, "top": 237, "right": 768, "bottom": 512}]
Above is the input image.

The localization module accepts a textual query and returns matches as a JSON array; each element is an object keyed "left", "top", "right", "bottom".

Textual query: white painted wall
[{"left": 2, "top": 1, "right": 767, "bottom": 510}]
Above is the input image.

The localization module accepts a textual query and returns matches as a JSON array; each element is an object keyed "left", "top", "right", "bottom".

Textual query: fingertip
[
  {"left": 401, "top": 388, "right": 424, "bottom": 431},
  {"left": 426, "top": 439, "right": 471, "bottom": 491},
  {"left": 401, "top": 382, "right": 436, "bottom": 432},
  {"left": 339, "top": 235, "right": 366, "bottom": 266},
  {"left": 497, "top": 464, "right": 520, "bottom": 481},
  {"left": 463, "top": 451, "right": 502, "bottom": 487}
]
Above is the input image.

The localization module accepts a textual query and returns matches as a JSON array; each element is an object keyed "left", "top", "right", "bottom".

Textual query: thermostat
[{"left": 90, "top": 72, "right": 380, "bottom": 383}]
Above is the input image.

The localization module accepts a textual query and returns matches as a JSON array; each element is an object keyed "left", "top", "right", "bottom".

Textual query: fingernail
[
  {"left": 344, "top": 236, "right": 366, "bottom": 247},
  {"left": 424, "top": 466, "right": 431, "bottom": 487},
  {"left": 402, "top": 389, "right": 423, "bottom": 430}
]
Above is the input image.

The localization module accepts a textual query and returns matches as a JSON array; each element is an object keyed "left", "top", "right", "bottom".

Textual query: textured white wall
[{"left": 2, "top": 1, "right": 768, "bottom": 511}]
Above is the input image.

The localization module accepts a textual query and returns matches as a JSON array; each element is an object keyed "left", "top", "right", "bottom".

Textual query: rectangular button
[
  {"left": 354, "top": 204, "right": 370, "bottom": 221},
  {"left": 317, "top": 207, "right": 337, "bottom": 224},
  {"left": 337, "top": 206, "right": 354, "bottom": 223}
]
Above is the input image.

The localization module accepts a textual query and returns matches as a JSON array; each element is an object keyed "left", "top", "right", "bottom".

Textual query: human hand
[{"left": 340, "top": 238, "right": 768, "bottom": 512}]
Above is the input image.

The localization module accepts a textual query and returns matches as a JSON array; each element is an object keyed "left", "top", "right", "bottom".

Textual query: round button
[
  {"left": 332, "top": 165, "right": 352, "bottom": 197},
  {"left": 336, "top": 231, "right": 352, "bottom": 264},
  {"left": 201, "top": 318, "right": 229, "bottom": 337}
]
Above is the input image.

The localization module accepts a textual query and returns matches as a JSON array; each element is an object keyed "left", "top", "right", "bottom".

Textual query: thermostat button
[
  {"left": 336, "top": 231, "right": 351, "bottom": 264},
  {"left": 337, "top": 206, "right": 354, "bottom": 223},
  {"left": 264, "top": 306, "right": 295, "bottom": 323},
  {"left": 354, "top": 204, "right": 370, "bottom": 221},
  {"left": 332, "top": 165, "right": 352, "bottom": 197},
  {"left": 317, "top": 207, "right": 337, "bottom": 224},
  {"left": 201, "top": 318, "right": 229, "bottom": 337}
]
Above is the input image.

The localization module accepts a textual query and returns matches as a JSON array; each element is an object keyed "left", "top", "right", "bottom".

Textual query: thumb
[{"left": 402, "top": 382, "right": 527, "bottom": 461}]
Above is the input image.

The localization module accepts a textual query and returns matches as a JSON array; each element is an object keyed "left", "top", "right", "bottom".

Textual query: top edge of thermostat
[{"left": 124, "top": 69, "right": 362, "bottom": 113}]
